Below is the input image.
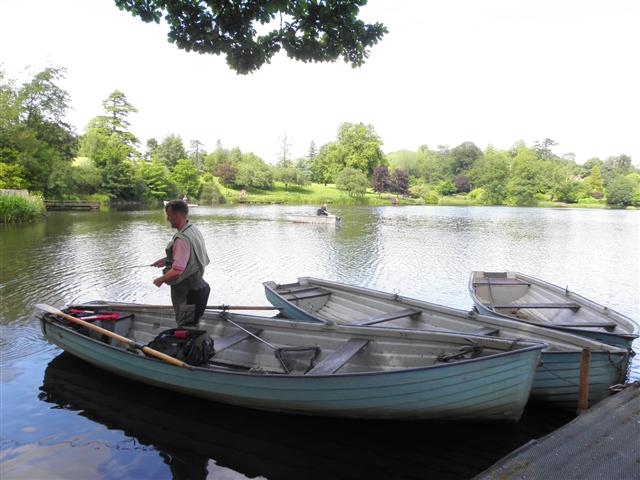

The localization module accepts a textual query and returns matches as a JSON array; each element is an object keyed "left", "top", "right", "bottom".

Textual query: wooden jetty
[
  {"left": 474, "top": 382, "right": 640, "bottom": 480},
  {"left": 45, "top": 201, "right": 100, "bottom": 211}
]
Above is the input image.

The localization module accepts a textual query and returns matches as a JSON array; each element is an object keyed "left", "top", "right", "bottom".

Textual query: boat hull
[
  {"left": 264, "top": 278, "right": 631, "bottom": 409},
  {"left": 468, "top": 271, "right": 638, "bottom": 349},
  {"left": 40, "top": 307, "right": 543, "bottom": 421}
]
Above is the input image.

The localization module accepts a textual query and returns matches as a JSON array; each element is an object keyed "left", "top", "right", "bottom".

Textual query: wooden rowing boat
[
  {"left": 469, "top": 271, "right": 638, "bottom": 349},
  {"left": 38, "top": 301, "right": 545, "bottom": 421},
  {"left": 263, "top": 277, "right": 632, "bottom": 408}
]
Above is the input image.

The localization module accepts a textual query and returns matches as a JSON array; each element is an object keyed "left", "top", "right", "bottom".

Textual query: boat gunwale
[
  {"left": 263, "top": 278, "right": 629, "bottom": 353},
  {"left": 467, "top": 271, "right": 639, "bottom": 339},
  {"left": 39, "top": 309, "right": 547, "bottom": 379}
]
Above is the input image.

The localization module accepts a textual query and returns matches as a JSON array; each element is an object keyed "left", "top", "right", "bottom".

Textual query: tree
[
  {"left": 145, "top": 137, "right": 159, "bottom": 160},
  {"left": 508, "top": 148, "right": 543, "bottom": 205},
  {"left": 389, "top": 168, "right": 409, "bottom": 195},
  {"left": 170, "top": 158, "right": 201, "bottom": 198},
  {"left": 277, "top": 133, "right": 293, "bottom": 167},
  {"left": 0, "top": 67, "right": 77, "bottom": 193},
  {"left": 584, "top": 164, "right": 605, "bottom": 196},
  {"left": 453, "top": 175, "right": 471, "bottom": 193},
  {"left": 469, "top": 148, "right": 510, "bottom": 205},
  {"left": 275, "top": 165, "right": 307, "bottom": 190},
  {"left": 139, "top": 159, "right": 175, "bottom": 200},
  {"left": 310, "top": 141, "right": 342, "bottom": 184},
  {"left": 114, "top": 0, "right": 387, "bottom": 74},
  {"left": 371, "top": 166, "right": 390, "bottom": 194},
  {"left": 156, "top": 133, "right": 187, "bottom": 167},
  {"left": 99, "top": 90, "right": 139, "bottom": 155},
  {"left": 199, "top": 173, "right": 224, "bottom": 205},
  {"left": 606, "top": 175, "right": 635, "bottom": 207},
  {"left": 335, "top": 167, "right": 368, "bottom": 197},
  {"left": 307, "top": 141, "right": 317, "bottom": 160},
  {"left": 235, "top": 153, "right": 274, "bottom": 189},
  {"left": 337, "top": 122, "right": 384, "bottom": 176},
  {"left": 189, "top": 139, "right": 206, "bottom": 170},
  {"left": 533, "top": 138, "right": 558, "bottom": 160},
  {"left": 449, "top": 141, "right": 482, "bottom": 175}
]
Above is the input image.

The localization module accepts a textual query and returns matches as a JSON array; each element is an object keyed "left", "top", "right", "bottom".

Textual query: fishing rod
[{"left": 74, "top": 264, "right": 155, "bottom": 275}]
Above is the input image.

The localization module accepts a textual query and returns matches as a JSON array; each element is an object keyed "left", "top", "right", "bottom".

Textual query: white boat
[
  {"left": 37, "top": 301, "right": 545, "bottom": 421},
  {"left": 263, "top": 277, "right": 632, "bottom": 408},
  {"left": 286, "top": 214, "right": 341, "bottom": 224},
  {"left": 163, "top": 200, "right": 199, "bottom": 207},
  {"left": 469, "top": 271, "right": 639, "bottom": 349}
]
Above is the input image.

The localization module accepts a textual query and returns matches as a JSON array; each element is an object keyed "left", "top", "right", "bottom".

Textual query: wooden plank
[
  {"left": 493, "top": 302, "right": 580, "bottom": 310},
  {"left": 283, "top": 289, "right": 331, "bottom": 301},
  {"left": 215, "top": 329, "right": 262, "bottom": 352},
  {"left": 473, "top": 279, "right": 530, "bottom": 286},
  {"left": 357, "top": 308, "right": 420, "bottom": 326},
  {"left": 277, "top": 285, "right": 321, "bottom": 295},
  {"left": 306, "top": 338, "right": 369, "bottom": 375}
]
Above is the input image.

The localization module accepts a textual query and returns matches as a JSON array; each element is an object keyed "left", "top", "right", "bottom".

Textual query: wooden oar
[
  {"left": 35, "top": 304, "right": 190, "bottom": 369},
  {"left": 206, "top": 305, "right": 282, "bottom": 311}
]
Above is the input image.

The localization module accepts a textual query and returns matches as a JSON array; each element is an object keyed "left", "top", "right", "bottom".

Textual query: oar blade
[{"left": 34, "top": 303, "right": 63, "bottom": 316}]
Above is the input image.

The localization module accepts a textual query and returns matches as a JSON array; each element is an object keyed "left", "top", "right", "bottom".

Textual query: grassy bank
[
  {"left": 0, "top": 193, "right": 46, "bottom": 223},
  {"left": 220, "top": 182, "right": 422, "bottom": 206},
  {"left": 216, "top": 182, "right": 617, "bottom": 209}
]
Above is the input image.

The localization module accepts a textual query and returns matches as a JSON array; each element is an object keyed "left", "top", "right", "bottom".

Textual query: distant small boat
[
  {"left": 163, "top": 200, "right": 199, "bottom": 207},
  {"left": 38, "top": 301, "right": 544, "bottom": 421},
  {"left": 469, "top": 271, "right": 639, "bottom": 349},
  {"left": 263, "top": 277, "right": 632, "bottom": 408},
  {"left": 286, "top": 214, "right": 341, "bottom": 224}
]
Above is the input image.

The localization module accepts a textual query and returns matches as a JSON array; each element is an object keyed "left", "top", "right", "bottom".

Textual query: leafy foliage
[
  {"left": 371, "top": 166, "right": 390, "bottom": 193},
  {"left": 335, "top": 167, "right": 367, "bottom": 197},
  {"left": 170, "top": 159, "right": 201, "bottom": 198},
  {"left": 114, "top": 0, "right": 387, "bottom": 74},
  {"left": 606, "top": 175, "right": 636, "bottom": 207},
  {"left": 0, "top": 67, "right": 77, "bottom": 193}
]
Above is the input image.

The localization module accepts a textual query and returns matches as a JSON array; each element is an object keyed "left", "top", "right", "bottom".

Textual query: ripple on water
[{"left": 0, "top": 324, "right": 57, "bottom": 366}]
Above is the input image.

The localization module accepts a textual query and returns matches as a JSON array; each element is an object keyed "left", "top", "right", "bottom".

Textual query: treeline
[{"left": 1, "top": 67, "right": 639, "bottom": 208}]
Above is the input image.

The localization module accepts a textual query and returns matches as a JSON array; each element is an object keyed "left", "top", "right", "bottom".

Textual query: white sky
[{"left": 1, "top": 0, "right": 638, "bottom": 165}]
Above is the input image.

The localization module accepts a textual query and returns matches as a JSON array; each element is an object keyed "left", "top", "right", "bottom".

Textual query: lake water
[{"left": 1, "top": 205, "right": 638, "bottom": 479}]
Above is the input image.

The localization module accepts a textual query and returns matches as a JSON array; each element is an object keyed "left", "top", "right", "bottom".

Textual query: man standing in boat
[{"left": 153, "top": 199, "right": 211, "bottom": 326}]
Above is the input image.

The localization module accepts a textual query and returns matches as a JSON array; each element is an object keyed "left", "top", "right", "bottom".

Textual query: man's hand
[
  {"left": 153, "top": 276, "right": 164, "bottom": 287},
  {"left": 152, "top": 258, "right": 166, "bottom": 268}
]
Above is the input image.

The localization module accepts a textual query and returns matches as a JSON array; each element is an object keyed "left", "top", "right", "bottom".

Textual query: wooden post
[{"left": 577, "top": 348, "right": 591, "bottom": 413}]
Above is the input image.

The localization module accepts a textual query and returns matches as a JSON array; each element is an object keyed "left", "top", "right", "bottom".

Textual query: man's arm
[{"left": 153, "top": 239, "right": 190, "bottom": 287}]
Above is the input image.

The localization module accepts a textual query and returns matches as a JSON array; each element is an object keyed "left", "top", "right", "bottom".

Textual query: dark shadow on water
[{"left": 39, "top": 353, "right": 576, "bottom": 480}]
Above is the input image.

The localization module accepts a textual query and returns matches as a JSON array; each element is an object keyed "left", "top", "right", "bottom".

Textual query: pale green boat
[
  {"left": 263, "top": 277, "right": 632, "bottom": 409},
  {"left": 38, "top": 301, "right": 545, "bottom": 421}
]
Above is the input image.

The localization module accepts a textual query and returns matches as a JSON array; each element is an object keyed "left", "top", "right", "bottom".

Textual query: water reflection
[
  {"left": 1, "top": 205, "right": 638, "bottom": 479},
  {"left": 35, "top": 353, "right": 573, "bottom": 480}
]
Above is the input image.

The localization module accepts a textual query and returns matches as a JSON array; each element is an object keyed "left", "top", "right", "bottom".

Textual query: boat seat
[
  {"left": 282, "top": 288, "right": 331, "bottom": 301},
  {"left": 306, "top": 338, "right": 369, "bottom": 375},
  {"left": 473, "top": 279, "right": 530, "bottom": 286},
  {"left": 493, "top": 303, "right": 580, "bottom": 310},
  {"left": 470, "top": 326, "right": 500, "bottom": 336},
  {"left": 356, "top": 308, "right": 421, "bottom": 326},
  {"left": 215, "top": 328, "right": 262, "bottom": 353},
  {"left": 276, "top": 285, "right": 318, "bottom": 295},
  {"left": 554, "top": 322, "right": 617, "bottom": 330}
]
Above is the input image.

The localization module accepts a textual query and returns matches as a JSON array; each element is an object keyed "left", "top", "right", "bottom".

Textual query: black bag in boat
[{"left": 147, "top": 328, "right": 215, "bottom": 366}]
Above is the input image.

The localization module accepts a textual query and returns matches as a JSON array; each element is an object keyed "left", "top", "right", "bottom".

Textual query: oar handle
[{"left": 37, "top": 304, "right": 190, "bottom": 369}]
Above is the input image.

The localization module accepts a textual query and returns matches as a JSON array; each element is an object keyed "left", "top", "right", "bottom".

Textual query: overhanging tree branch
[{"left": 114, "top": 0, "right": 387, "bottom": 74}]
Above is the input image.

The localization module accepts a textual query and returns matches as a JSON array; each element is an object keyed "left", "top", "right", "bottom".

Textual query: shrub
[{"left": 0, "top": 193, "right": 45, "bottom": 223}]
